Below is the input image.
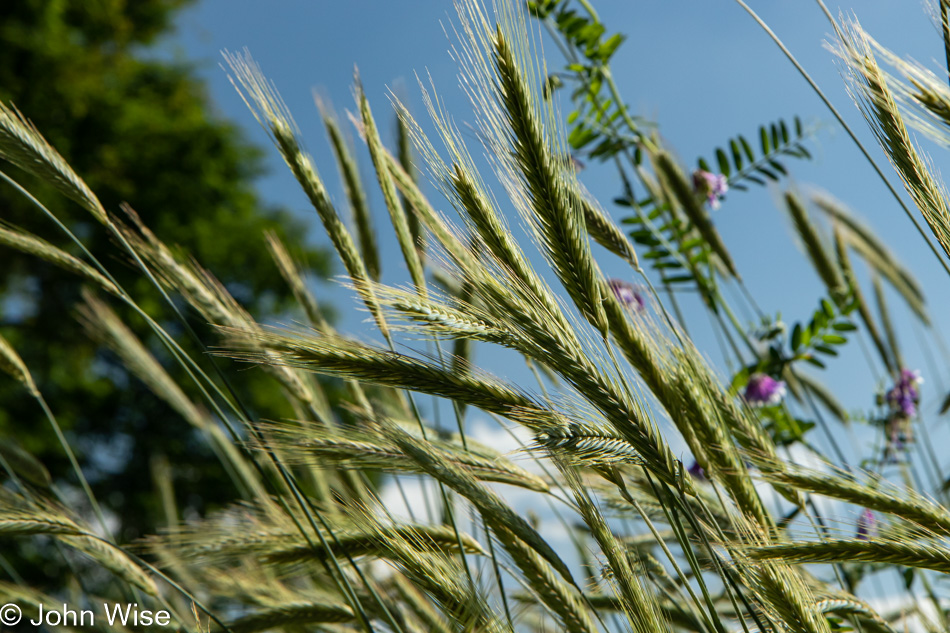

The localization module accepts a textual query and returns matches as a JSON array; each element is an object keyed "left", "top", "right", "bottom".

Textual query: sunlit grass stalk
[
  {"left": 449, "top": 162, "right": 561, "bottom": 319},
  {"left": 0, "top": 132, "right": 267, "bottom": 456},
  {"left": 559, "top": 465, "right": 669, "bottom": 633},
  {"left": 784, "top": 191, "right": 846, "bottom": 302},
  {"left": 0, "top": 125, "right": 359, "bottom": 600},
  {"left": 224, "top": 601, "right": 356, "bottom": 633},
  {"left": 576, "top": 191, "right": 639, "bottom": 267},
  {"left": 0, "top": 104, "right": 107, "bottom": 222},
  {"left": 389, "top": 575, "right": 453, "bottom": 633},
  {"left": 737, "top": 0, "right": 950, "bottom": 279},
  {"left": 0, "top": 223, "right": 119, "bottom": 295},
  {"left": 357, "top": 81, "right": 427, "bottom": 296},
  {"left": 318, "top": 97, "right": 381, "bottom": 282},
  {"left": 835, "top": 19, "right": 950, "bottom": 265},
  {"left": 750, "top": 539, "right": 950, "bottom": 573},
  {"left": 260, "top": 422, "right": 548, "bottom": 492},
  {"left": 492, "top": 27, "right": 608, "bottom": 334},
  {"left": 760, "top": 460, "right": 950, "bottom": 535},
  {"left": 601, "top": 293, "right": 775, "bottom": 523},
  {"left": 816, "top": 192, "right": 927, "bottom": 323},
  {"left": 225, "top": 51, "right": 391, "bottom": 342},
  {"left": 872, "top": 275, "right": 905, "bottom": 371},
  {"left": 8, "top": 3, "right": 950, "bottom": 633},
  {"left": 450, "top": 278, "right": 475, "bottom": 418},
  {"left": 492, "top": 523, "right": 598, "bottom": 633},
  {"left": 832, "top": 225, "right": 896, "bottom": 374},
  {"left": 77, "top": 291, "right": 268, "bottom": 499},
  {"left": 396, "top": 113, "right": 425, "bottom": 261},
  {"left": 380, "top": 420, "right": 574, "bottom": 584},
  {"left": 0, "top": 332, "right": 113, "bottom": 538}
]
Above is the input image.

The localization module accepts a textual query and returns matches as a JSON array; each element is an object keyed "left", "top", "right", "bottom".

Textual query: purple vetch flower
[
  {"left": 886, "top": 369, "right": 923, "bottom": 418},
  {"left": 692, "top": 169, "right": 729, "bottom": 210},
  {"left": 688, "top": 460, "right": 706, "bottom": 481},
  {"left": 856, "top": 508, "right": 877, "bottom": 540},
  {"left": 608, "top": 279, "right": 646, "bottom": 312},
  {"left": 743, "top": 373, "right": 786, "bottom": 407}
]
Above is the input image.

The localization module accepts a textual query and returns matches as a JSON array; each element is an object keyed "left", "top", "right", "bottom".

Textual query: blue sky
[{"left": 161, "top": 1, "right": 950, "bottom": 467}]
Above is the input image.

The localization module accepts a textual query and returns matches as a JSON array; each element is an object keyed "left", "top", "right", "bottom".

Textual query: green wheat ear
[
  {"left": 0, "top": 102, "right": 107, "bottom": 221},
  {"left": 0, "top": 332, "right": 37, "bottom": 397},
  {"left": 492, "top": 25, "right": 609, "bottom": 334},
  {"left": 316, "top": 95, "right": 381, "bottom": 283},
  {"left": 834, "top": 18, "right": 950, "bottom": 260},
  {"left": 0, "top": 225, "right": 118, "bottom": 297},
  {"left": 784, "top": 190, "right": 847, "bottom": 302},
  {"left": 356, "top": 78, "right": 427, "bottom": 296},
  {"left": 653, "top": 150, "right": 739, "bottom": 279},
  {"left": 831, "top": 223, "right": 896, "bottom": 374},
  {"left": 224, "top": 49, "right": 391, "bottom": 340},
  {"left": 814, "top": 190, "right": 928, "bottom": 323}
]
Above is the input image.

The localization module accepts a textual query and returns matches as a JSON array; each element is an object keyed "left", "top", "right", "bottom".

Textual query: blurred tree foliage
[{"left": 0, "top": 0, "right": 331, "bottom": 550}]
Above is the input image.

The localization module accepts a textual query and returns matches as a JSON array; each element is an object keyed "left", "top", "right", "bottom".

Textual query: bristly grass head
[
  {"left": 224, "top": 49, "right": 391, "bottom": 340},
  {"left": 0, "top": 331, "right": 38, "bottom": 397},
  {"left": 0, "top": 102, "right": 107, "bottom": 222},
  {"left": 813, "top": 189, "right": 928, "bottom": 324},
  {"left": 832, "top": 16, "right": 950, "bottom": 261}
]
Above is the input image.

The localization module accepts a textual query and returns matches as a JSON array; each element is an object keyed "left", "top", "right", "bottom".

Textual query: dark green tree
[{"left": 0, "top": 0, "right": 330, "bottom": 554}]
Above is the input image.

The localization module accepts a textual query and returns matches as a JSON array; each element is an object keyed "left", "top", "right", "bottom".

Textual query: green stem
[{"left": 34, "top": 394, "right": 110, "bottom": 540}]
